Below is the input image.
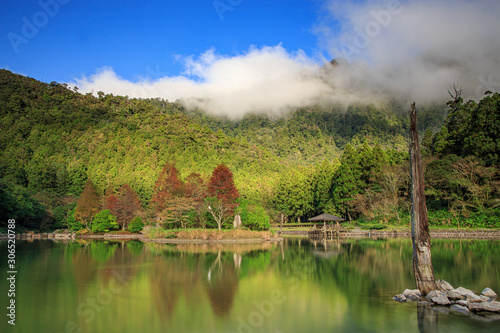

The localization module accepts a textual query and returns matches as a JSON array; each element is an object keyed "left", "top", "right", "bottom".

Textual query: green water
[{"left": 1, "top": 237, "right": 499, "bottom": 333}]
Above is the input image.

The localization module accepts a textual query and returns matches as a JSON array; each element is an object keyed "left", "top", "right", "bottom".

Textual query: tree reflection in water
[
  {"left": 418, "top": 303, "right": 439, "bottom": 333},
  {"left": 146, "top": 242, "right": 275, "bottom": 320}
]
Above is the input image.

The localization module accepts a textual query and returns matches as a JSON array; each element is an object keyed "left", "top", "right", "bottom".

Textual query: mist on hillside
[{"left": 71, "top": 0, "right": 500, "bottom": 118}]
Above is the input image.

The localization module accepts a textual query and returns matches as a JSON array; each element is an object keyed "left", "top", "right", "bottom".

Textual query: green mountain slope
[{"left": 0, "top": 70, "right": 282, "bottom": 225}]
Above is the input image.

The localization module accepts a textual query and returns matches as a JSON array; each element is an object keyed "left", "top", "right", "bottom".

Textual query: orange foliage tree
[
  {"left": 113, "top": 184, "right": 141, "bottom": 230},
  {"left": 75, "top": 179, "right": 101, "bottom": 229}
]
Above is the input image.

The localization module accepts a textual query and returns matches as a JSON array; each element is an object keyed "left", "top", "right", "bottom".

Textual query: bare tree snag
[{"left": 409, "top": 103, "right": 438, "bottom": 295}]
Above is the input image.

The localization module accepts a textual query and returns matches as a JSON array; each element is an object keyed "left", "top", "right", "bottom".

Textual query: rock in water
[
  {"left": 469, "top": 301, "right": 500, "bottom": 313},
  {"left": 426, "top": 290, "right": 451, "bottom": 305},
  {"left": 393, "top": 294, "right": 407, "bottom": 302},
  {"left": 445, "top": 290, "right": 463, "bottom": 300},
  {"left": 451, "top": 305, "right": 470, "bottom": 316},
  {"left": 403, "top": 289, "right": 421, "bottom": 301},
  {"left": 452, "top": 287, "right": 477, "bottom": 299},
  {"left": 436, "top": 279, "right": 454, "bottom": 291},
  {"left": 481, "top": 288, "right": 498, "bottom": 299},
  {"left": 403, "top": 289, "right": 422, "bottom": 297},
  {"left": 466, "top": 294, "right": 483, "bottom": 303}
]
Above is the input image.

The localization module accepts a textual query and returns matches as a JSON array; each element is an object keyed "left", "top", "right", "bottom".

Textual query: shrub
[
  {"left": 360, "top": 223, "right": 387, "bottom": 230},
  {"left": 67, "top": 208, "right": 84, "bottom": 231},
  {"left": 91, "top": 210, "right": 119, "bottom": 233},
  {"left": 128, "top": 216, "right": 144, "bottom": 233},
  {"left": 239, "top": 199, "right": 271, "bottom": 231}
]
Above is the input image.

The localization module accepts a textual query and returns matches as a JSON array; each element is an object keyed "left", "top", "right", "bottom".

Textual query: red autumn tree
[
  {"left": 185, "top": 172, "right": 206, "bottom": 203},
  {"left": 75, "top": 179, "right": 101, "bottom": 229},
  {"left": 103, "top": 185, "right": 118, "bottom": 211},
  {"left": 113, "top": 184, "right": 141, "bottom": 230},
  {"left": 185, "top": 173, "right": 208, "bottom": 228},
  {"left": 206, "top": 164, "right": 239, "bottom": 230},
  {"left": 150, "top": 162, "right": 185, "bottom": 212},
  {"left": 207, "top": 164, "right": 239, "bottom": 204}
]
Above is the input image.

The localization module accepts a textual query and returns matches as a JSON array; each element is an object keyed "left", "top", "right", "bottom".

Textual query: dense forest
[{"left": 0, "top": 69, "right": 498, "bottom": 232}]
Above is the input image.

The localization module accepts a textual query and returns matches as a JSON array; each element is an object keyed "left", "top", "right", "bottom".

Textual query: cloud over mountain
[{"left": 72, "top": 0, "right": 500, "bottom": 117}]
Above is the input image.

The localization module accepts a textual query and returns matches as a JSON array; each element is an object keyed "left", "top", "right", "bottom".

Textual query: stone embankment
[
  {"left": 376, "top": 229, "right": 500, "bottom": 239},
  {"left": 0, "top": 230, "right": 76, "bottom": 240},
  {"left": 282, "top": 228, "right": 500, "bottom": 239},
  {"left": 394, "top": 280, "right": 500, "bottom": 321}
]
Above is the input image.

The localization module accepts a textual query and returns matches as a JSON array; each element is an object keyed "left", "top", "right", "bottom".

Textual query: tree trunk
[{"left": 409, "top": 103, "right": 438, "bottom": 295}]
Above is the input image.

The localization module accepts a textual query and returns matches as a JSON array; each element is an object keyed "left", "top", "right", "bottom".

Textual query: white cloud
[
  {"left": 71, "top": 46, "right": 338, "bottom": 118},
  {"left": 317, "top": 0, "right": 500, "bottom": 102},
  {"left": 72, "top": 0, "right": 500, "bottom": 117}
]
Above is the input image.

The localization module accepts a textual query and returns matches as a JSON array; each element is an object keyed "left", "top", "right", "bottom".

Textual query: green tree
[
  {"left": 91, "top": 209, "right": 119, "bottom": 233},
  {"left": 332, "top": 163, "right": 359, "bottom": 220},
  {"left": 128, "top": 216, "right": 144, "bottom": 233},
  {"left": 311, "top": 160, "right": 337, "bottom": 215},
  {"left": 273, "top": 167, "right": 314, "bottom": 222},
  {"left": 239, "top": 199, "right": 271, "bottom": 231}
]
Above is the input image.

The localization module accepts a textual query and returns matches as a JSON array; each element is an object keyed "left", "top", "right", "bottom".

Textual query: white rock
[
  {"left": 426, "top": 291, "right": 451, "bottom": 305},
  {"left": 466, "top": 294, "right": 483, "bottom": 303},
  {"left": 451, "top": 304, "right": 470, "bottom": 316},
  {"left": 436, "top": 279, "right": 454, "bottom": 291},
  {"left": 456, "top": 300, "right": 469, "bottom": 307},
  {"left": 469, "top": 301, "right": 500, "bottom": 313},
  {"left": 453, "top": 287, "right": 477, "bottom": 298},
  {"left": 479, "top": 295, "right": 491, "bottom": 302},
  {"left": 394, "top": 294, "right": 407, "bottom": 302},
  {"left": 481, "top": 288, "right": 498, "bottom": 299},
  {"left": 445, "top": 290, "right": 463, "bottom": 300},
  {"left": 426, "top": 290, "right": 443, "bottom": 298},
  {"left": 403, "top": 289, "right": 422, "bottom": 297}
]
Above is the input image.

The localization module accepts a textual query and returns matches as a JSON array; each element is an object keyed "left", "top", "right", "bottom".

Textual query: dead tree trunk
[{"left": 409, "top": 103, "right": 438, "bottom": 295}]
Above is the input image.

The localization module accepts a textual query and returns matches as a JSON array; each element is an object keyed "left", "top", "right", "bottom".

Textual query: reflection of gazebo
[{"left": 308, "top": 213, "right": 345, "bottom": 230}]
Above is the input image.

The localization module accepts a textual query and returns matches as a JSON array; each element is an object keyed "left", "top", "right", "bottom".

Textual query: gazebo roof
[{"left": 308, "top": 213, "right": 345, "bottom": 222}]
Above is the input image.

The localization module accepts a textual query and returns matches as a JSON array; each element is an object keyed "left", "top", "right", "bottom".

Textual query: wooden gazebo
[
  {"left": 309, "top": 213, "right": 345, "bottom": 228},
  {"left": 308, "top": 213, "right": 345, "bottom": 239}
]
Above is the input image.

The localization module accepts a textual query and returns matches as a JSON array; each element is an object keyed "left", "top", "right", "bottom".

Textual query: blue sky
[
  {"left": 0, "top": 0, "right": 326, "bottom": 83},
  {"left": 1, "top": 0, "right": 499, "bottom": 116}
]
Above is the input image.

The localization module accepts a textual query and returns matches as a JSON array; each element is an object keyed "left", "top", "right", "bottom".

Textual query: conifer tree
[
  {"left": 150, "top": 162, "right": 184, "bottom": 213},
  {"left": 114, "top": 184, "right": 141, "bottom": 230},
  {"left": 206, "top": 164, "right": 240, "bottom": 230},
  {"left": 75, "top": 179, "right": 101, "bottom": 229},
  {"left": 207, "top": 164, "right": 239, "bottom": 204}
]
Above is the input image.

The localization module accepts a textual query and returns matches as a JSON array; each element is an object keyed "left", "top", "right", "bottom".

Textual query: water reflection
[
  {"left": 0, "top": 238, "right": 499, "bottom": 333},
  {"left": 418, "top": 303, "right": 439, "bottom": 333}
]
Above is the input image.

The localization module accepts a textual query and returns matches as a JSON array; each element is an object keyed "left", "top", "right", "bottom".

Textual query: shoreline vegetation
[
  {"left": 2, "top": 226, "right": 500, "bottom": 242},
  {"left": 1, "top": 71, "right": 499, "bottom": 234}
]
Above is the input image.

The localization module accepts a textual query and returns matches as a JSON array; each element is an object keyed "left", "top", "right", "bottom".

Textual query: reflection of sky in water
[{"left": 0, "top": 238, "right": 499, "bottom": 333}]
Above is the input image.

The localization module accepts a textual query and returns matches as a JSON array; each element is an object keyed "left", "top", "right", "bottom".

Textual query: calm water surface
[{"left": 1, "top": 237, "right": 499, "bottom": 333}]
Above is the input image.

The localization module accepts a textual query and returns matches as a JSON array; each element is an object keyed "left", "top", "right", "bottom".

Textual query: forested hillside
[
  {"left": 0, "top": 70, "right": 281, "bottom": 229},
  {"left": 148, "top": 99, "right": 447, "bottom": 165},
  {"left": 0, "top": 69, "right": 498, "bottom": 231}
]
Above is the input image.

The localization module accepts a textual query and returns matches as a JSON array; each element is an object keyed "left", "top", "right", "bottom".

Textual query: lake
[{"left": 1, "top": 237, "right": 499, "bottom": 333}]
